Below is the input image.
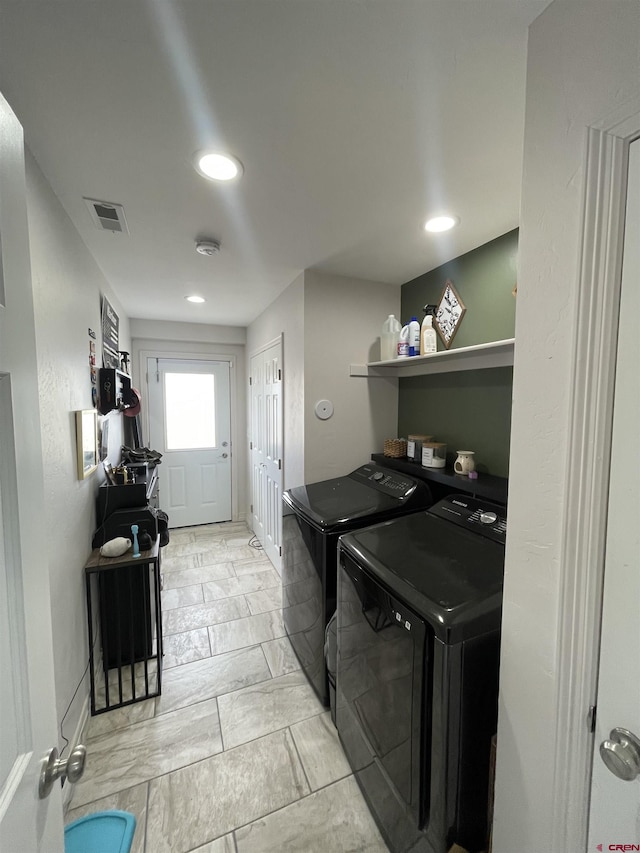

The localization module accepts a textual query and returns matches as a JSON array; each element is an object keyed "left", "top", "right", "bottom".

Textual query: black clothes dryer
[
  {"left": 336, "top": 494, "right": 506, "bottom": 853},
  {"left": 282, "top": 463, "right": 432, "bottom": 707}
]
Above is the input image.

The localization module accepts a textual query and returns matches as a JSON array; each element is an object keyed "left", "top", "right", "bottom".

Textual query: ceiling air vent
[{"left": 83, "top": 198, "right": 129, "bottom": 234}]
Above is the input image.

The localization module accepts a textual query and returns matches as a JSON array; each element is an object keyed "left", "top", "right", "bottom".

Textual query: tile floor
[{"left": 66, "top": 522, "right": 388, "bottom": 853}]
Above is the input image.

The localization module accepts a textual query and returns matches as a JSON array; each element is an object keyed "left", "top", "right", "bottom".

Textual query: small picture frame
[
  {"left": 434, "top": 279, "right": 466, "bottom": 349},
  {"left": 75, "top": 409, "right": 98, "bottom": 479}
]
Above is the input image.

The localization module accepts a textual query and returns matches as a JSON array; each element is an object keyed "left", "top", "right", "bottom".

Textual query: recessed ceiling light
[
  {"left": 185, "top": 295, "right": 206, "bottom": 304},
  {"left": 424, "top": 215, "right": 459, "bottom": 233},
  {"left": 194, "top": 150, "right": 243, "bottom": 182}
]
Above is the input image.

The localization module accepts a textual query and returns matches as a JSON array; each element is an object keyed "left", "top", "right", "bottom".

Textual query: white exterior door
[
  {"left": 250, "top": 339, "right": 283, "bottom": 571},
  {"left": 587, "top": 138, "right": 640, "bottom": 847},
  {"left": 0, "top": 93, "right": 64, "bottom": 850},
  {"left": 148, "top": 358, "right": 232, "bottom": 528}
]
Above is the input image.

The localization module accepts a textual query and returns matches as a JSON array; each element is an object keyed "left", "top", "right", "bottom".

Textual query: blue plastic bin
[{"left": 64, "top": 810, "right": 136, "bottom": 853}]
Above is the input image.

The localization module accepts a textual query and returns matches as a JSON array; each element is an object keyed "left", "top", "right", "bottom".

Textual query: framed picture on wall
[
  {"left": 75, "top": 409, "right": 98, "bottom": 479},
  {"left": 434, "top": 279, "right": 466, "bottom": 349}
]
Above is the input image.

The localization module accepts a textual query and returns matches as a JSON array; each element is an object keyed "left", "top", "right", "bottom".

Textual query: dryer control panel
[
  {"left": 428, "top": 494, "right": 507, "bottom": 544},
  {"left": 349, "top": 464, "right": 420, "bottom": 499}
]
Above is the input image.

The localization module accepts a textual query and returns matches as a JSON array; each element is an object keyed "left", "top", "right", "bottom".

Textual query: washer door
[{"left": 336, "top": 550, "right": 428, "bottom": 831}]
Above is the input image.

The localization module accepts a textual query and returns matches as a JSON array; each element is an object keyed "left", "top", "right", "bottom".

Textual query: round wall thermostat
[{"left": 314, "top": 399, "right": 334, "bottom": 420}]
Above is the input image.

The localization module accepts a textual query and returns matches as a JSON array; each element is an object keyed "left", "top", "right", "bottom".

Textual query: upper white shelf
[{"left": 350, "top": 338, "right": 515, "bottom": 378}]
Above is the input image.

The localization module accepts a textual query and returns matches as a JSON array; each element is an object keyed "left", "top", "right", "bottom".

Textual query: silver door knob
[
  {"left": 600, "top": 728, "right": 640, "bottom": 781},
  {"left": 221, "top": 452, "right": 228, "bottom": 458},
  {"left": 39, "top": 744, "right": 87, "bottom": 799}
]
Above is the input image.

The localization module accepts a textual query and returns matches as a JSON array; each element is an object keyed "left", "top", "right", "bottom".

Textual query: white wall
[
  {"left": 245, "top": 269, "right": 400, "bottom": 497},
  {"left": 25, "top": 149, "right": 131, "bottom": 752},
  {"left": 130, "top": 318, "right": 245, "bottom": 347},
  {"left": 493, "top": 4, "right": 640, "bottom": 852},
  {"left": 130, "top": 319, "right": 247, "bottom": 520},
  {"left": 303, "top": 270, "right": 399, "bottom": 484},
  {"left": 246, "top": 273, "right": 305, "bottom": 491}
]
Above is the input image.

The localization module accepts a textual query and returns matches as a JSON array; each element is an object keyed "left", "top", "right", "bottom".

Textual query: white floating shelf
[{"left": 350, "top": 338, "right": 515, "bottom": 378}]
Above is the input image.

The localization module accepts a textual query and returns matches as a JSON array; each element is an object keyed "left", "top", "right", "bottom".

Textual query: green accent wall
[
  {"left": 398, "top": 229, "right": 517, "bottom": 477},
  {"left": 398, "top": 368, "right": 513, "bottom": 477}
]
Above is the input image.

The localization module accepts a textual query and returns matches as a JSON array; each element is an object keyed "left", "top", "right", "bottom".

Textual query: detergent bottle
[
  {"left": 408, "top": 317, "right": 420, "bottom": 356},
  {"left": 397, "top": 324, "right": 410, "bottom": 358},
  {"left": 381, "top": 314, "right": 401, "bottom": 361}
]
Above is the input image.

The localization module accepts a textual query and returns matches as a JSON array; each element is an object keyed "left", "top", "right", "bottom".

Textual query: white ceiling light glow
[
  {"left": 194, "top": 151, "right": 243, "bottom": 182},
  {"left": 185, "top": 295, "right": 206, "bottom": 303},
  {"left": 424, "top": 215, "right": 459, "bottom": 233}
]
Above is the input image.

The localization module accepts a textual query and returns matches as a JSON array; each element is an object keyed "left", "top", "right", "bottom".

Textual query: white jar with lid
[{"left": 421, "top": 442, "right": 447, "bottom": 468}]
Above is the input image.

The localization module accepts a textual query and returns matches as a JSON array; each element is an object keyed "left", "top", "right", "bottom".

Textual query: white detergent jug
[
  {"left": 397, "top": 324, "right": 410, "bottom": 358},
  {"left": 381, "top": 314, "right": 401, "bottom": 361}
]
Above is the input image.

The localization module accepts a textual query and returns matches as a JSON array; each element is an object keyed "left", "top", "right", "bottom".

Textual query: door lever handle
[
  {"left": 39, "top": 745, "right": 87, "bottom": 799},
  {"left": 600, "top": 728, "right": 640, "bottom": 781}
]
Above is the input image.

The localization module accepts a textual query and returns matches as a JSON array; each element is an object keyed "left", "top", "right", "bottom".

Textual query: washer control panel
[
  {"left": 350, "top": 464, "right": 419, "bottom": 499},
  {"left": 428, "top": 494, "right": 507, "bottom": 544}
]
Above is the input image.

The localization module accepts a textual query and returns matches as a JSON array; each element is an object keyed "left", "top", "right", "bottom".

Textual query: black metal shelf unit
[
  {"left": 98, "top": 367, "right": 131, "bottom": 415},
  {"left": 84, "top": 537, "right": 163, "bottom": 715}
]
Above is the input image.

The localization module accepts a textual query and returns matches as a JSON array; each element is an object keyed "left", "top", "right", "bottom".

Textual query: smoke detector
[{"left": 195, "top": 239, "right": 220, "bottom": 256}]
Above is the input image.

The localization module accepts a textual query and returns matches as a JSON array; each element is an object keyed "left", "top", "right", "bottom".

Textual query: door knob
[
  {"left": 221, "top": 452, "right": 228, "bottom": 458},
  {"left": 39, "top": 744, "right": 87, "bottom": 799},
  {"left": 600, "top": 728, "right": 640, "bottom": 781}
]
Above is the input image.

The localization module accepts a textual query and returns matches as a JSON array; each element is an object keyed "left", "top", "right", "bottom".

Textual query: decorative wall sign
[
  {"left": 434, "top": 279, "right": 466, "bottom": 349},
  {"left": 101, "top": 295, "right": 120, "bottom": 369},
  {"left": 89, "top": 329, "right": 98, "bottom": 407}
]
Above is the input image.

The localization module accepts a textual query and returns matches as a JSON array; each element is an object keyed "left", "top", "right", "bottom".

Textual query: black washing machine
[
  {"left": 282, "top": 463, "right": 432, "bottom": 707},
  {"left": 336, "top": 494, "right": 506, "bottom": 853}
]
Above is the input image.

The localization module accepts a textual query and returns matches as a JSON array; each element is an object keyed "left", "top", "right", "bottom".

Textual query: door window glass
[{"left": 165, "top": 372, "right": 216, "bottom": 449}]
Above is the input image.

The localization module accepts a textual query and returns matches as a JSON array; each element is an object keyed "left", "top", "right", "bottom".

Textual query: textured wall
[
  {"left": 25, "top": 149, "right": 130, "bottom": 754},
  {"left": 303, "top": 270, "right": 399, "bottom": 484},
  {"left": 246, "top": 273, "right": 305, "bottom": 492},
  {"left": 493, "top": 4, "right": 640, "bottom": 852}
]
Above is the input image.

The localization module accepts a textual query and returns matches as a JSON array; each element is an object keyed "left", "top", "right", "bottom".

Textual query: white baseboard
[{"left": 61, "top": 692, "right": 90, "bottom": 811}]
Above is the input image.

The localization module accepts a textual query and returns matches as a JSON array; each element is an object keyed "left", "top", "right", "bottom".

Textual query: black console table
[
  {"left": 97, "top": 462, "right": 159, "bottom": 521},
  {"left": 84, "top": 536, "right": 163, "bottom": 715}
]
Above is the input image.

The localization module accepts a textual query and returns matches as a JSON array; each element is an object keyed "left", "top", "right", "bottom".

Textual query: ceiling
[{"left": 0, "top": 0, "right": 549, "bottom": 327}]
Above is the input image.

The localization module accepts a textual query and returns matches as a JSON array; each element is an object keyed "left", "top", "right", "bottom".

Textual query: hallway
[{"left": 65, "top": 522, "right": 387, "bottom": 852}]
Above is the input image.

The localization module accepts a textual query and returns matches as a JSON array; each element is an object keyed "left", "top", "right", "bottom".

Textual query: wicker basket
[{"left": 383, "top": 438, "right": 407, "bottom": 458}]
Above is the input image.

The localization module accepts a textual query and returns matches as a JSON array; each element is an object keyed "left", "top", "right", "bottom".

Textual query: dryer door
[{"left": 336, "top": 550, "right": 429, "bottom": 835}]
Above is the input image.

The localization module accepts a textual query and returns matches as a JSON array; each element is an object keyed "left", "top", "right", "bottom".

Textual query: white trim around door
[
  {"left": 550, "top": 106, "right": 640, "bottom": 853},
  {"left": 137, "top": 348, "right": 241, "bottom": 523}
]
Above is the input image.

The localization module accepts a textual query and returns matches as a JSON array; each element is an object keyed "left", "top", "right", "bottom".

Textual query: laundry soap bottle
[
  {"left": 420, "top": 313, "right": 437, "bottom": 355},
  {"left": 397, "top": 323, "right": 410, "bottom": 358},
  {"left": 408, "top": 317, "right": 420, "bottom": 356},
  {"left": 381, "top": 314, "right": 401, "bottom": 361}
]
